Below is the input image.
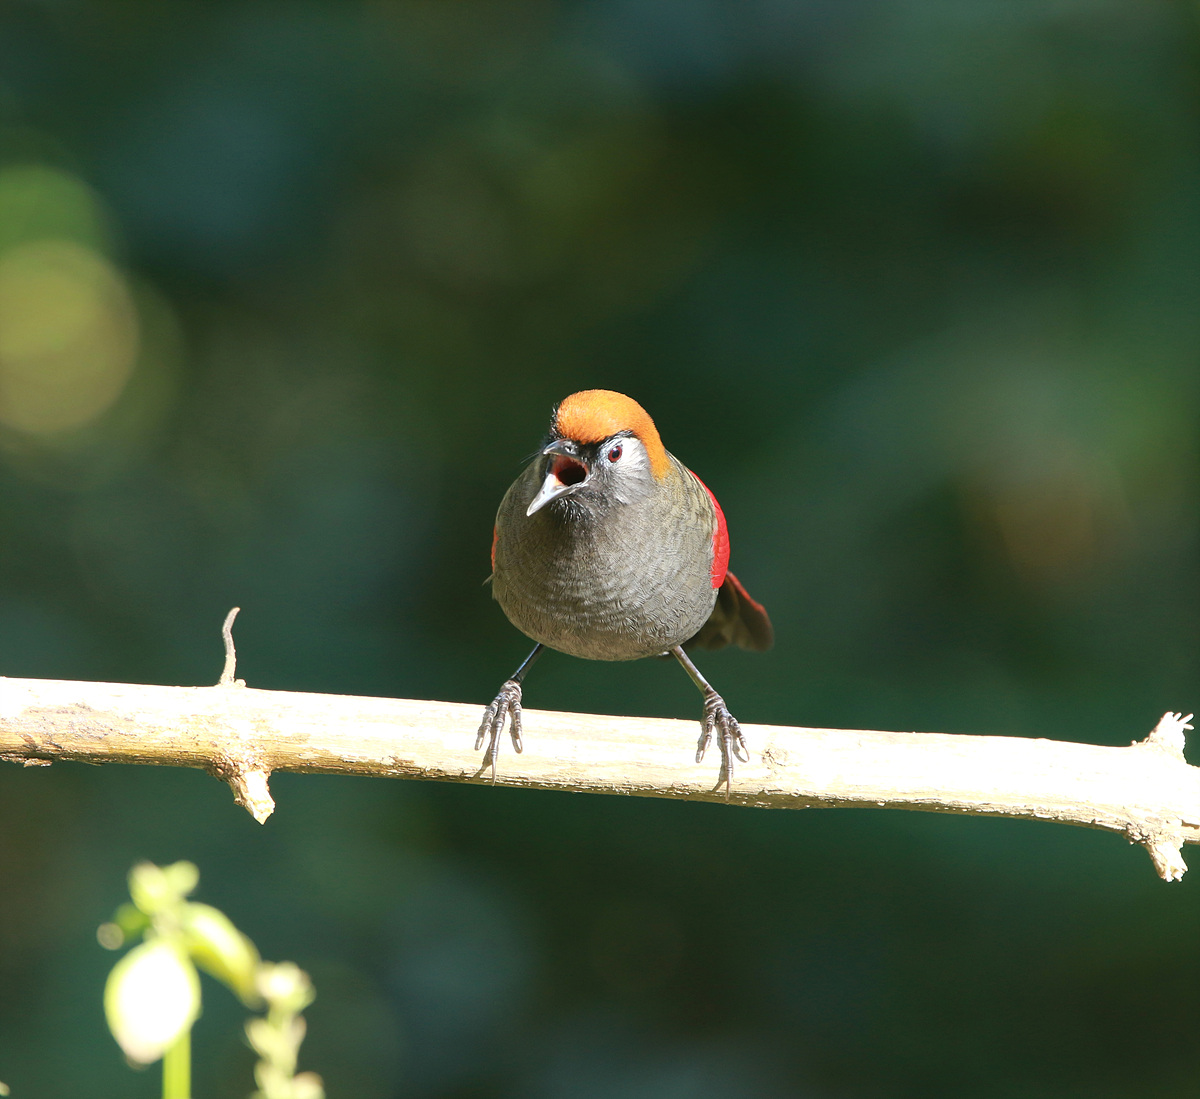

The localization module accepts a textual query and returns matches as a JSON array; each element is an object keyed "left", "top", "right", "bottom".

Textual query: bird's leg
[
  {"left": 669, "top": 645, "right": 749, "bottom": 798},
  {"left": 477, "top": 643, "right": 544, "bottom": 781}
]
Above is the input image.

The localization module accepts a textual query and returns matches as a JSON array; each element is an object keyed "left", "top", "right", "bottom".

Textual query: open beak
[{"left": 526, "top": 439, "right": 590, "bottom": 516}]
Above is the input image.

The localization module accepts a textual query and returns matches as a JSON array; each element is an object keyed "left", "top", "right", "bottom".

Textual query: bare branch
[
  {"left": 216, "top": 607, "right": 244, "bottom": 688},
  {"left": 0, "top": 675, "right": 1193, "bottom": 880}
]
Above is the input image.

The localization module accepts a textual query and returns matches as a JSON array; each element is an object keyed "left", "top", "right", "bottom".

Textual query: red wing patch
[
  {"left": 491, "top": 524, "right": 499, "bottom": 571},
  {"left": 693, "top": 475, "right": 730, "bottom": 589}
]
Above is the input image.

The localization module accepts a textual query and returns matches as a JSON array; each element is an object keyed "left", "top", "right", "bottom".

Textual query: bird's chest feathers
[
  {"left": 496, "top": 474, "right": 712, "bottom": 610},
  {"left": 493, "top": 459, "right": 718, "bottom": 659},
  {"left": 514, "top": 500, "right": 653, "bottom": 594}
]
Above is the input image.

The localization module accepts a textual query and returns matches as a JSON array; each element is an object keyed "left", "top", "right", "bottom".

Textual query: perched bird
[{"left": 479, "top": 389, "right": 772, "bottom": 793}]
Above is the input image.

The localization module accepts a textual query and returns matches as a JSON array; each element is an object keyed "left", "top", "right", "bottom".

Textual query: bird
[{"left": 478, "top": 389, "right": 772, "bottom": 794}]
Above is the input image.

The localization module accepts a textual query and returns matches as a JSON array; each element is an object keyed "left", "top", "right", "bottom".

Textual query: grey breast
[{"left": 492, "top": 454, "right": 719, "bottom": 661}]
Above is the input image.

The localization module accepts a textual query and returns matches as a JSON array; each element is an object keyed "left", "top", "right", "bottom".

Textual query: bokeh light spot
[
  {"left": 0, "top": 239, "right": 139, "bottom": 434},
  {"left": 0, "top": 164, "right": 112, "bottom": 254}
]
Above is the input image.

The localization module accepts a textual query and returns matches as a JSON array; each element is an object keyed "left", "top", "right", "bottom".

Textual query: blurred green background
[{"left": 0, "top": 2, "right": 1197, "bottom": 1096}]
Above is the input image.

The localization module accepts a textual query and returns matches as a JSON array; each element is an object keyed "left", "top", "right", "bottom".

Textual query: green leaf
[
  {"left": 182, "top": 902, "right": 262, "bottom": 1006},
  {"left": 127, "top": 861, "right": 197, "bottom": 917}
]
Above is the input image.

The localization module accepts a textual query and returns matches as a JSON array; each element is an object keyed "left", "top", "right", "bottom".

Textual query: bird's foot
[
  {"left": 694, "top": 688, "right": 749, "bottom": 798},
  {"left": 476, "top": 678, "right": 525, "bottom": 781}
]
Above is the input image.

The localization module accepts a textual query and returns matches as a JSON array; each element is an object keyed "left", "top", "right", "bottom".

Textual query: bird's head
[{"left": 525, "top": 390, "right": 671, "bottom": 517}]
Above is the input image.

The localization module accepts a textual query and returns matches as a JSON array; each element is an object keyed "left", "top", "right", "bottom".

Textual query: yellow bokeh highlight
[
  {"left": 0, "top": 163, "right": 112, "bottom": 254},
  {"left": 0, "top": 239, "right": 139, "bottom": 434}
]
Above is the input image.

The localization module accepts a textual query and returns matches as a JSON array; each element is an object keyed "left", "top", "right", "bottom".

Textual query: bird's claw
[
  {"left": 694, "top": 689, "right": 748, "bottom": 797},
  {"left": 476, "top": 678, "right": 524, "bottom": 781}
]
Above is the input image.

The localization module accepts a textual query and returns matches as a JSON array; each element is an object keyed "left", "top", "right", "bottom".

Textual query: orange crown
[{"left": 553, "top": 390, "right": 669, "bottom": 479}]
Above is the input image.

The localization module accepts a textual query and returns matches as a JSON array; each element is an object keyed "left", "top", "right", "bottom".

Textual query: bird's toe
[{"left": 477, "top": 679, "right": 525, "bottom": 780}]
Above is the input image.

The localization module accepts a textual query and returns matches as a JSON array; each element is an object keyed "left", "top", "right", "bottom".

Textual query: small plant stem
[{"left": 162, "top": 1028, "right": 191, "bottom": 1099}]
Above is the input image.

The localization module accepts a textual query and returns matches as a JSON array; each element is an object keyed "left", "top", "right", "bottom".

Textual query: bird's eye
[{"left": 607, "top": 443, "right": 623, "bottom": 463}]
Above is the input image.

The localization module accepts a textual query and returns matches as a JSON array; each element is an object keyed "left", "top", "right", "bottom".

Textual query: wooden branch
[{"left": 0, "top": 673, "right": 1194, "bottom": 880}]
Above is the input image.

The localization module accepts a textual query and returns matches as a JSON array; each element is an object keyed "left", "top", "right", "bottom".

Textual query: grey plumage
[{"left": 492, "top": 449, "right": 719, "bottom": 661}]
